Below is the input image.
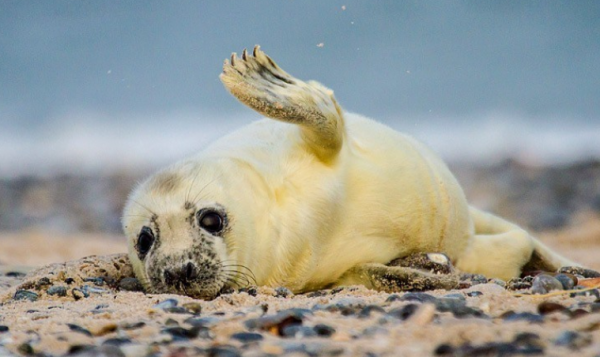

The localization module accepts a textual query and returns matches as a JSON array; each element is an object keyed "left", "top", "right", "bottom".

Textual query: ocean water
[{"left": 1, "top": 110, "right": 599, "bottom": 178}]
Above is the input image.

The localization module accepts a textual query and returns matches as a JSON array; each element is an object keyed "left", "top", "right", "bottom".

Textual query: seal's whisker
[
  {"left": 221, "top": 266, "right": 257, "bottom": 283},
  {"left": 221, "top": 270, "right": 253, "bottom": 287},
  {"left": 222, "top": 268, "right": 257, "bottom": 286},
  {"left": 184, "top": 164, "right": 203, "bottom": 205},
  {"left": 130, "top": 199, "right": 156, "bottom": 217},
  {"left": 191, "top": 176, "right": 220, "bottom": 206}
]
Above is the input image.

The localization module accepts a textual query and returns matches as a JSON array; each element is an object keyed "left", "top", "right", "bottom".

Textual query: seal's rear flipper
[
  {"left": 457, "top": 206, "right": 580, "bottom": 280},
  {"left": 220, "top": 46, "right": 344, "bottom": 163}
]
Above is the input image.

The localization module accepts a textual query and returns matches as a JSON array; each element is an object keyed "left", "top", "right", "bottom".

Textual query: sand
[{"left": 0, "top": 215, "right": 600, "bottom": 356}]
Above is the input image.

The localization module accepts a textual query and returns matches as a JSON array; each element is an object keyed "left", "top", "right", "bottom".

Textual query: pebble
[
  {"left": 163, "top": 306, "right": 192, "bottom": 314},
  {"left": 554, "top": 330, "right": 592, "bottom": 349},
  {"left": 83, "top": 277, "right": 105, "bottom": 286},
  {"left": 244, "top": 309, "right": 310, "bottom": 335},
  {"left": 102, "top": 338, "right": 133, "bottom": 347},
  {"left": 186, "top": 316, "right": 221, "bottom": 327},
  {"left": 154, "top": 298, "right": 178, "bottom": 310},
  {"left": 36, "top": 277, "right": 51, "bottom": 289},
  {"left": 558, "top": 267, "right": 600, "bottom": 278},
  {"left": 490, "top": 279, "right": 506, "bottom": 288},
  {"left": 570, "top": 286, "right": 600, "bottom": 299},
  {"left": 0, "top": 325, "right": 8, "bottom": 333},
  {"left": 238, "top": 286, "right": 258, "bottom": 297},
  {"left": 81, "top": 285, "right": 109, "bottom": 295},
  {"left": 399, "top": 292, "right": 438, "bottom": 304},
  {"left": 17, "top": 343, "right": 34, "bottom": 356},
  {"left": 435, "top": 298, "right": 484, "bottom": 318},
  {"left": 274, "top": 286, "right": 293, "bottom": 298},
  {"left": 281, "top": 325, "right": 317, "bottom": 338},
  {"left": 162, "top": 326, "right": 202, "bottom": 340},
  {"left": 64, "top": 277, "right": 75, "bottom": 285},
  {"left": 182, "top": 302, "right": 202, "bottom": 315},
  {"left": 466, "top": 291, "right": 483, "bottom": 297},
  {"left": 13, "top": 290, "right": 39, "bottom": 302},
  {"left": 460, "top": 273, "right": 488, "bottom": 286},
  {"left": 531, "top": 274, "right": 563, "bottom": 294},
  {"left": 313, "top": 324, "right": 336, "bottom": 337},
  {"left": 67, "top": 323, "right": 93, "bottom": 337},
  {"left": 386, "top": 304, "right": 419, "bottom": 320},
  {"left": 507, "top": 276, "right": 534, "bottom": 290},
  {"left": 554, "top": 274, "right": 576, "bottom": 290},
  {"left": 206, "top": 345, "right": 241, "bottom": 357},
  {"left": 537, "top": 301, "right": 568, "bottom": 315},
  {"left": 120, "top": 322, "right": 145, "bottom": 330},
  {"left": 358, "top": 305, "right": 385, "bottom": 318},
  {"left": 230, "top": 332, "right": 264, "bottom": 343},
  {"left": 72, "top": 288, "right": 89, "bottom": 300},
  {"left": 69, "top": 345, "right": 125, "bottom": 357},
  {"left": 443, "top": 293, "right": 466, "bottom": 301},
  {"left": 47, "top": 286, "right": 67, "bottom": 297},
  {"left": 501, "top": 311, "right": 544, "bottom": 323},
  {"left": 118, "top": 278, "right": 144, "bottom": 292}
]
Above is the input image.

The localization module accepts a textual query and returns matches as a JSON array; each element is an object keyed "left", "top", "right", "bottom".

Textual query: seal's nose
[{"left": 163, "top": 262, "right": 198, "bottom": 286}]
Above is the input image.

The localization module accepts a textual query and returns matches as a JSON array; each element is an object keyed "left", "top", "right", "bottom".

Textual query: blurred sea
[{"left": 2, "top": 111, "right": 600, "bottom": 178}]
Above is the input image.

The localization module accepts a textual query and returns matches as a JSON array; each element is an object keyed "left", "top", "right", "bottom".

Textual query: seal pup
[{"left": 122, "top": 46, "right": 579, "bottom": 299}]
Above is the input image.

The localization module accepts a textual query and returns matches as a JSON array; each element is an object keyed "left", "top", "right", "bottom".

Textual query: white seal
[{"left": 122, "top": 46, "right": 577, "bottom": 299}]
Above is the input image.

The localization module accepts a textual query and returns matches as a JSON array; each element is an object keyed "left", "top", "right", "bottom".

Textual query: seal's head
[{"left": 122, "top": 160, "right": 257, "bottom": 300}]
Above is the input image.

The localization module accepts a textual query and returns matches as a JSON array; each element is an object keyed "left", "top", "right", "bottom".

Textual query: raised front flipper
[{"left": 220, "top": 46, "right": 344, "bottom": 163}]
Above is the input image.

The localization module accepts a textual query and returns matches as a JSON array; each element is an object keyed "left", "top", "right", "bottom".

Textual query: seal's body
[{"left": 123, "top": 46, "right": 576, "bottom": 299}]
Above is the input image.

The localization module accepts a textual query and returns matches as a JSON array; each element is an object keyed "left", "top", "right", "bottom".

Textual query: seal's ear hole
[
  {"left": 197, "top": 210, "right": 224, "bottom": 234},
  {"left": 136, "top": 226, "right": 155, "bottom": 259}
]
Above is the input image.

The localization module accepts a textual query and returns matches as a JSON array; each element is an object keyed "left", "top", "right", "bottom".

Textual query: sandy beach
[{"left": 1, "top": 162, "right": 600, "bottom": 356}]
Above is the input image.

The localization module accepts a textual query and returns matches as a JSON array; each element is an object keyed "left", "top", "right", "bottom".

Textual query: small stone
[
  {"left": 17, "top": 343, "right": 34, "bottom": 356},
  {"left": 386, "top": 304, "right": 419, "bottom": 320},
  {"left": 83, "top": 277, "right": 105, "bottom": 286},
  {"left": 14, "top": 290, "right": 38, "bottom": 302},
  {"left": 121, "top": 322, "right": 145, "bottom": 330},
  {"left": 558, "top": 267, "right": 600, "bottom": 278},
  {"left": 71, "top": 288, "right": 88, "bottom": 300},
  {"left": 554, "top": 330, "right": 592, "bottom": 349},
  {"left": 164, "top": 318, "right": 179, "bottom": 327},
  {"left": 47, "top": 286, "right": 67, "bottom": 297},
  {"left": 490, "top": 278, "right": 506, "bottom": 288},
  {"left": 102, "top": 338, "right": 132, "bottom": 347},
  {"left": 64, "top": 277, "right": 75, "bottom": 285},
  {"left": 244, "top": 309, "right": 310, "bottom": 335},
  {"left": 362, "top": 326, "right": 389, "bottom": 337},
  {"left": 275, "top": 286, "right": 293, "bottom": 298},
  {"left": 185, "top": 316, "right": 221, "bottom": 327},
  {"left": 385, "top": 294, "right": 402, "bottom": 303},
  {"left": 164, "top": 306, "right": 192, "bottom": 314},
  {"left": 238, "top": 286, "right": 258, "bottom": 296},
  {"left": 206, "top": 345, "right": 241, "bottom": 357},
  {"left": 67, "top": 323, "right": 93, "bottom": 337},
  {"left": 537, "top": 301, "right": 568, "bottom": 315},
  {"left": 0, "top": 325, "right": 8, "bottom": 333},
  {"left": 434, "top": 344, "right": 454, "bottom": 355},
  {"left": 443, "top": 293, "right": 466, "bottom": 301},
  {"left": 306, "top": 290, "right": 327, "bottom": 298},
  {"left": 507, "top": 277, "right": 533, "bottom": 291},
  {"left": 435, "top": 298, "right": 484, "bottom": 318},
  {"left": 182, "top": 302, "right": 202, "bottom": 315},
  {"left": 554, "top": 274, "right": 576, "bottom": 290},
  {"left": 358, "top": 305, "right": 385, "bottom": 318},
  {"left": 399, "top": 292, "right": 438, "bottom": 304},
  {"left": 81, "top": 285, "right": 109, "bottom": 295},
  {"left": 460, "top": 273, "right": 488, "bottom": 285},
  {"left": 230, "top": 332, "right": 264, "bottom": 343},
  {"left": 5, "top": 271, "right": 26, "bottom": 277},
  {"left": 162, "top": 326, "right": 201, "bottom": 340},
  {"left": 154, "top": 298, "right": 178, "bottom": 309},
  {"left": 313, "top": 324, "right": 336, "bottom": 337},
  {"left": 466, "top": 291, "right": 483, "bottom": 297},
  {"left": 501, "top": 311, "right": 544, "bottom": 323},
  {"left": 118, "top": 278, "right": 144, "bottom": 292},
  {"left": 281, "top": 325, "right": 317, "bottom": 338},
  {"left": 36, "top": 277, "right": 51, "bottom": 289},
  {"left": 532, "top": 274, "right": 563, "bottom": 294},
  {"left": 570, "top": 286, "right": 600, "bottom": 298}
]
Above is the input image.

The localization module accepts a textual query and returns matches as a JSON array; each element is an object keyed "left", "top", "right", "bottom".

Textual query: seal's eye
[
  {"left": 136, "top": 226, "right": 155, "bottom": 258},
  {"left": 198, "top": 210, "right": 224, "bottom": 233}
]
